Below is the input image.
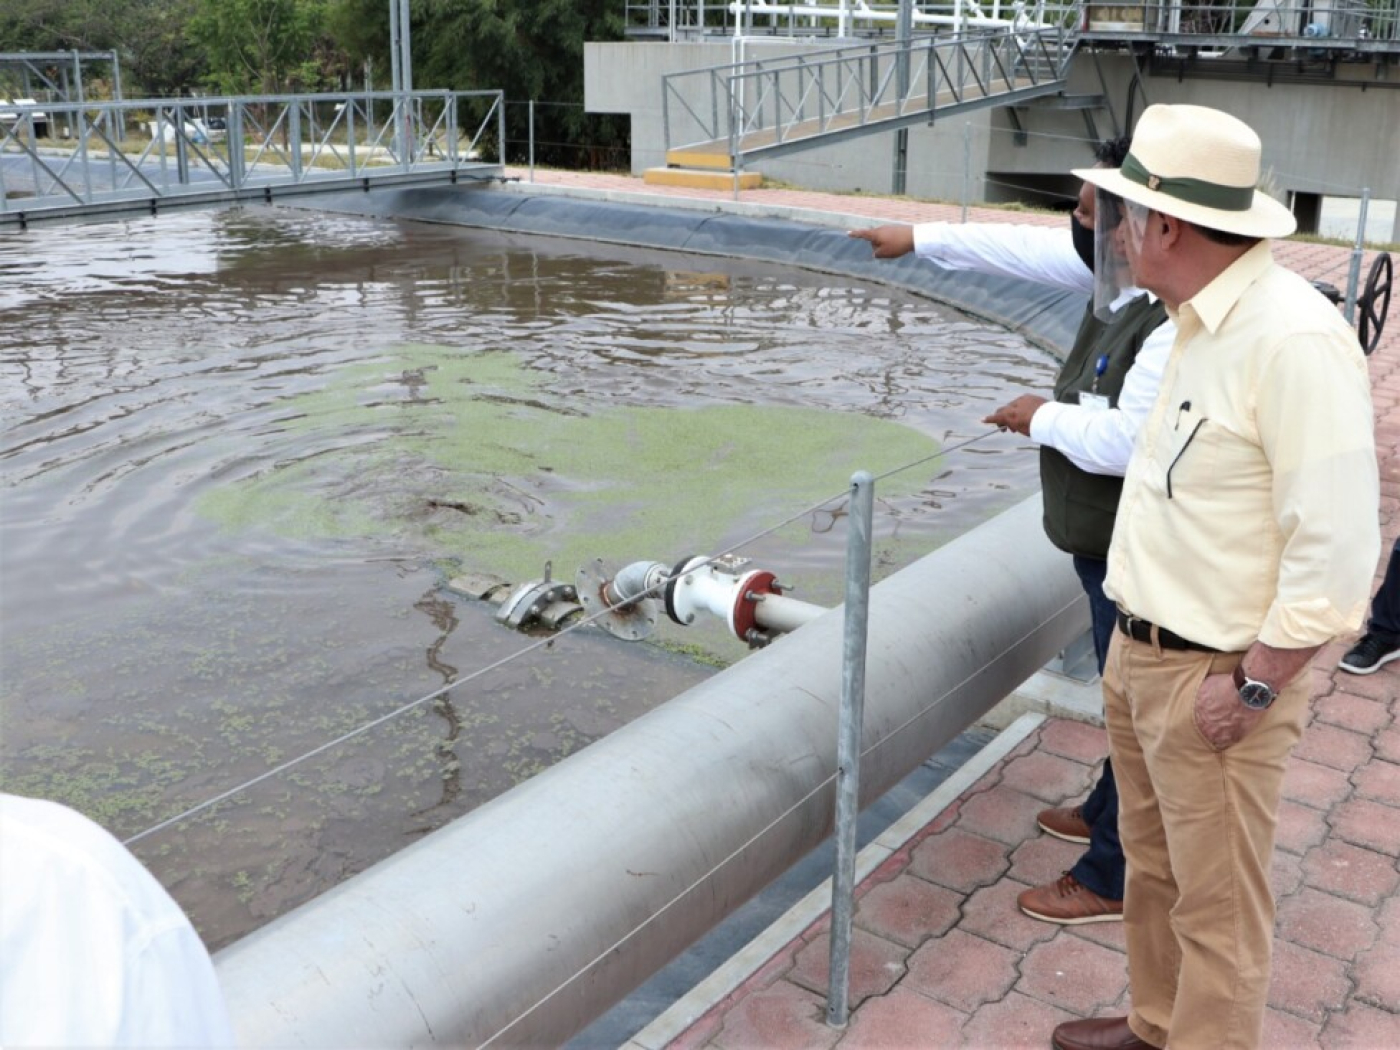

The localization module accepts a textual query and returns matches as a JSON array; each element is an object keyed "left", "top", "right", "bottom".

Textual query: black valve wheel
[{"left": 1358, "top": 252, "right": 1393, "bottom": 357}]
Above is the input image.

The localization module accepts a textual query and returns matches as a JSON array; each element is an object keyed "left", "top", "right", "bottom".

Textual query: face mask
[{"left": 1071, "top": 213, "right": 1096, "bottom": 274}]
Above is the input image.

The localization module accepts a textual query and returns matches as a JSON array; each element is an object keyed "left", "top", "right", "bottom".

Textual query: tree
[
  {"left": 331, "top": 0, "right": 629, "bottom": 168},
  {"left": 0, "top": 0, "right": 207, "bottom": 98},
  {"left": 189, "top": 0, "right": 330, "bottom": 96}
]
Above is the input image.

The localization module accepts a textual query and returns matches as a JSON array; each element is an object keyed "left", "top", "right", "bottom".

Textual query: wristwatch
[{"left": 1233, "top": 663, "right": 1278, "bottom": 710}]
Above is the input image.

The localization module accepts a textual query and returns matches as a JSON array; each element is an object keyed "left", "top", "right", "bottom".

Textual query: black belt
[{"left": 1115, "top": 611, "right": 1219, "bottom": 653}]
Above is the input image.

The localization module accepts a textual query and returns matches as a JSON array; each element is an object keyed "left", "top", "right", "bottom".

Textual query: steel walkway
[
  {"left": 661, "top": 27, "right": 1075, "bottom": 174},
  {"left": 0, "top": 89, "right": 505, "bottom": 229}
]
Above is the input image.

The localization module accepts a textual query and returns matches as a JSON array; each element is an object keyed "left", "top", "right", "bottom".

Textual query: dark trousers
[
  {"left": 1070, "top": 555, "right": 1125, "bottom": 901},
  {"left": 1368, "top": 538, "right": 1400, "bottom": 642}
]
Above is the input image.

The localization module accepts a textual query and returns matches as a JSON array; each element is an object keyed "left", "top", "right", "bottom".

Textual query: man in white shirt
[
  {"left": 0, "top": 793, "right": 235, "bottom": 1047},
  {"left": 851, "top": 138, "right": 1174, "bottom": 928}
]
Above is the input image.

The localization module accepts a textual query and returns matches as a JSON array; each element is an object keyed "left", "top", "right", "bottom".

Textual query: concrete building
[{"left": 586, "top": 2, "right": 1400, "bottom": 241}]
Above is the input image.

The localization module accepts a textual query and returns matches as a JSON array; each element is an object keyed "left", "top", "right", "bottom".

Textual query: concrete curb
[{"left": 623, "top": 712, "right": 1048, "bottom": 1050}]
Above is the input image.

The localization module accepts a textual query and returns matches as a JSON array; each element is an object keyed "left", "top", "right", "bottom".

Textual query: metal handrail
[
  {"left": 0, "top": 89, "right": 506, "bottom": 225},
  {"left": 631, "top": 1, "right": 1400, "bottom": 44},
  {"left": 664, "top": 26, "right": 1071, "bottom": 162}
]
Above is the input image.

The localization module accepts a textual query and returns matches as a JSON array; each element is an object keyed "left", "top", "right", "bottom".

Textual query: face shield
[{"left": 1092, "top": 188, "right": 1144, "bottom": 322}]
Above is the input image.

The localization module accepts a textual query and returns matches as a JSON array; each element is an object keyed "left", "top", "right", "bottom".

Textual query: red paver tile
[
  {"left": 1266, "top": 939, "right": 1351, "bottom": 1022},
  {"left": 666, "top": 1002, "right": 727, "bottom": 1050},
  {"left": 1067, "top": 920, "right": 1128, "bottom": 954},
  {"left": 1373, "top": 725, "right": 1400, "bottom": 764},
  {"left": 1261, "top": 1007, "right": 1323, "bottom": 1050},
  {"left": 1275, "top": 887, "right": 1378, "bottom": 961},
  {"left": 788, "top": 928, "right": 908, "bottom": 1009},
  {"left": 1353, "top": 757, "right": 1400, "bottom": 807},
  {"left": 1274, "top": 798, "right": 1331, "bottom": 856},
  {"left": 1331, "top": 797, "right": 1400, "bottom": 856},
  {"left": 1377, "top": 894, "right": 1400, "bottom": 948},
  {"left": 1319, "top": 1000, "right": 1400, "bottom": 1049},
  {"left": 1301, "top": 839, "right": 1400, "bottom": 906},
  {"left": 710, "top": 979, "right": 839, "bottom": 1050},
  {"left": 956, "top": 784, "right": 1049, "bottom": 846},
  {"left": 1312, "top": 691, "right": 1394, "bottom": 736},
  {"left": 1271, "top": 849, "right": 1305, "bottom": 900},
  {"left": 854, "top": 873, "right": 961, "bottom": 950},
  {"left": 1005, "top": 834, "right": 1085, "bottom": 889},
  {"left": 1292, "top": 722, "right": 1374, "bottom": 774},
  {"left": 840, "top": 986, "right": 968, "bottom": 1048},
  {"left": 998, "top": 751, "right": 1094, "bottom": 804},
  {"left": 958, "top": 990, "right": 1078, "bottom": 1049},
  {"left": 1333, "top": 670, "right": 1400, "bottom": 703},
  {"left": 903, "top": 929, "right": 1020, "bottom": 1014},
  {"left": 959, "top": 879, "right": 1061, "bottom": 953},
  {"left": 907, "top": 827, "right": 1010, "bottom": 894},
  {"left": 1036, "top": 720, "right": 1110, "bottom": 766},
  {"left": 1281, "top": 754, "right": 1355, "bottom": 811},
  {"left": 1351, "top": 937, "right": 1400, "bottom": 1012},
  {"left": 1016, "top": 934, "right": 1128, "bottom": 1015}
]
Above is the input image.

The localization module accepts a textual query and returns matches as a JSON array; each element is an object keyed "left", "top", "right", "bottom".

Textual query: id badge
[{"left": 1078, "top": 392, "right": 1110, "bottom": 411}]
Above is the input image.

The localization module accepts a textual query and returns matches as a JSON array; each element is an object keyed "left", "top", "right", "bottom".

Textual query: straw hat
[{"left": 1074, "top": 104, "right": 1297, "bottom": 239}]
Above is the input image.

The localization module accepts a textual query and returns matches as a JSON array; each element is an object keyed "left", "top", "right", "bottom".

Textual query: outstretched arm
[{"left": 848, "top": 225, "right": 915, "bottom": 258}]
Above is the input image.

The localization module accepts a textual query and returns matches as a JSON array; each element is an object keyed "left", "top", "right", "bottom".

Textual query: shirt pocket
[{"left": 1155, "top": 403, "right": 1214, "bottom": 499}]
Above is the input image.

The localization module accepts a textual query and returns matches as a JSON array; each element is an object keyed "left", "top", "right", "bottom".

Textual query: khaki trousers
[{"left": 1102, "top": 631, "right": 1309, "bottom": 1050}]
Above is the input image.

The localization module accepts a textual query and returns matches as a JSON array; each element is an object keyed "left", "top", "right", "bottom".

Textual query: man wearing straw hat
[{"left": 1051, "top": 104, "right": 1379, "bottom": 1050}]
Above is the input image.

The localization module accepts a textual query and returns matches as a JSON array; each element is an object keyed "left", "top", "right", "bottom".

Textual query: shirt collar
[{"left": 1182, "top": 240, "right": 1274, "bottom": 335}]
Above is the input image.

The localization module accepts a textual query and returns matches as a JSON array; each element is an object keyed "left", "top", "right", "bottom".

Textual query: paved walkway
[{"left": 510, "top": 169, "right": 1399, "bottom": 1049}]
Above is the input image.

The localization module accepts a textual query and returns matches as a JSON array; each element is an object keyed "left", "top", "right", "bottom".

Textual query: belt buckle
[{"left": 1124, "top": 613, "right": 1152, "bottom": 644}]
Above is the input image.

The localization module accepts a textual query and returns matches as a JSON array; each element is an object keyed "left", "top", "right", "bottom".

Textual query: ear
[{"left": 1158, "top": 213, "right": 1185, "bottom": 249}]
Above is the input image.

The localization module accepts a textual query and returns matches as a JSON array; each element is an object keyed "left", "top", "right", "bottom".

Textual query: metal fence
[
  {"left": 663, "top": 27, "right": 1072, "bottom": 164},
  {"left": 629, "top": 0, "right": 1400, "bottom": 43},
  {"left": 0, "top": 89, "right": 505, "bottom": 227}
]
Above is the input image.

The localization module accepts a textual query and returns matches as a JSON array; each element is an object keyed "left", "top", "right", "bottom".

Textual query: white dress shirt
[
  {"left": 913, "top": 221, "right": 1174, "bottom": 478},
  {"left": 0, "top": 794, "right": 235, "bottom": 1048}
]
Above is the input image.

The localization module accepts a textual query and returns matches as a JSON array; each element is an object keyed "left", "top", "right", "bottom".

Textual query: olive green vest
[{"left": 1040, "top": 294, "right": 1168, "bottom": 560}]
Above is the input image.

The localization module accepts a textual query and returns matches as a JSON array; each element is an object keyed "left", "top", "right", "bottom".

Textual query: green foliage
[
  {"left": 413, "top": 0, "right": 630, "bottom": 169},
  {"left": 189, "top": 0, "right": 330, "bottom": 95},
  {"left": 0, "top": 0, "right": 206, "bottom": 97}
]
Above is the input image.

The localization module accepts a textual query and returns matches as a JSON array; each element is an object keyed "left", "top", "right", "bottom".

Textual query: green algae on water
[{"left": 197, "top": 344, "right": 946, "bottom": 581}]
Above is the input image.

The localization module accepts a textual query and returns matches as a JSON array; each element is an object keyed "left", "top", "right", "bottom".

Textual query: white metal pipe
[{"left": 216, "top": 495, "right": 1086, "bottom": 1047}]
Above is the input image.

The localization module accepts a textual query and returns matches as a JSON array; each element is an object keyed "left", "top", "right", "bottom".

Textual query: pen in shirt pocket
[
  {"left": 1090, "top": 354, "right": 1108, "bottom": 394},
  {"left": 1175, "top": 399, "right": 1191, "bottom": 428}
]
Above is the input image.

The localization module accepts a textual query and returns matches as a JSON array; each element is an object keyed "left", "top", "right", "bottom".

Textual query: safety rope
[
  {"left": 478, "top": 585, "right": 1082, "bottom": 1047},
  {"left": 122, "top": 426, "right": 1004, "bottom": 847}
]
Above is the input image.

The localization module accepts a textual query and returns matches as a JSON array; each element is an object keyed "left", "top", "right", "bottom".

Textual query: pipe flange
[
  {"left": 663, "top": 555, "right": 701, "bottom": 625},
  {"left": 576, "top": 559, "right": 658, "bottom": 642},
  {"left": 730, "top": 570, "right": 778, "bottom": 643}
]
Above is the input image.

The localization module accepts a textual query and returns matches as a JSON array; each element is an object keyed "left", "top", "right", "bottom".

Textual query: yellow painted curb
[{"left": 643, "top": 167, "right": 763, "bottom": 191}]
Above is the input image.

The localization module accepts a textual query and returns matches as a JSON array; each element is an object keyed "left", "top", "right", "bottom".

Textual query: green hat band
[{"left": 1122, "top": 153, "right": 1255, "bottom": 212}]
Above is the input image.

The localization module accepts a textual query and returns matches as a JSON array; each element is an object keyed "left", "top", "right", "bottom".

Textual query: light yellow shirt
[{"left": 1104, "top": 241, "right": 1379, "bottom": 651}]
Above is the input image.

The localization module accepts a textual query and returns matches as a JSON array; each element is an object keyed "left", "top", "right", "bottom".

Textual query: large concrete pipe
[{"left": 215, "top": 494, "right": 1087, "bottom": 1047}]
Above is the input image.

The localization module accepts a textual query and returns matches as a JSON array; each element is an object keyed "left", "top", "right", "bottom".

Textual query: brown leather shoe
[
  {"left": 1051, "top": 1016, "right": 1157, "bottom": 1050},
  {"left": 1018, "top": 871, "right": 1123, "bottom": 925},
  {"left": 1037, "top": 804, "right": 1092, "bottom": 844}
]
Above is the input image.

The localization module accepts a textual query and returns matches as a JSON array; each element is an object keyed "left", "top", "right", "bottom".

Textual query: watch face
[{"left": 1239, "top": 681, "right": 1275, "bottom": 709}]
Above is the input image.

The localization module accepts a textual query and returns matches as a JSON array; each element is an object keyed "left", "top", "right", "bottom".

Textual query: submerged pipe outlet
[{"left": 216, "top": 495, "right": 1088, "bottom": 1048}]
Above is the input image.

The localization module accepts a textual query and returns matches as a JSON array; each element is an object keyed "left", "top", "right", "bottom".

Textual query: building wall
[{"left": 585, "top": 41, "right": 1400, "bottom": 239}]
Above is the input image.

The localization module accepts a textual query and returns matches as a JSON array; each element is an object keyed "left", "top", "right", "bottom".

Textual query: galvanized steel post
[
  {"left": 827, "top": 470, "right": 874, "bottom": 1028},
  {"left": 1344, "top": 187, "right": 1371, "bottom": 325}
]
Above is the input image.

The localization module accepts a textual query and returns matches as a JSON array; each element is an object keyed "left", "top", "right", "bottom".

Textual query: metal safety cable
[
  {"left": 478, "top": 584, "right": 1083, "bottom": 1047},
  {"left": 123, "top": 427, "right": 1004, "bottom": 847}
]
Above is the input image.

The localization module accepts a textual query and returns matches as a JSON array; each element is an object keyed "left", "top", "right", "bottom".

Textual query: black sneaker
[{"left": 1339, "top": 633, "right": 1400, "bottom": 675}]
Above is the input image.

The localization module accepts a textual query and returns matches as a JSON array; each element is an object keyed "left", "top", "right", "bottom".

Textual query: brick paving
[{"left": 504, "top": 170, "right": 1398, "bottom": 1049}]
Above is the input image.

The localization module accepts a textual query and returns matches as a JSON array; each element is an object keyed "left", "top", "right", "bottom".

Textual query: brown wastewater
[{"left": 0, "top": 205, "right": 1057, "bottom": 949}]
